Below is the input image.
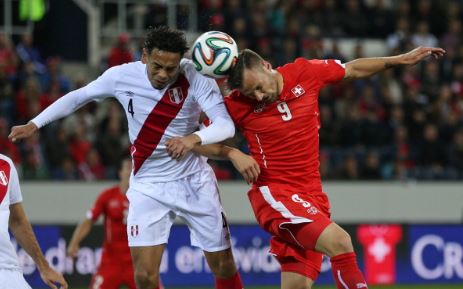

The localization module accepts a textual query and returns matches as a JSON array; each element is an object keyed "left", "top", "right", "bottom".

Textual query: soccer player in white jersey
[
  {"left": 0, "top": 153, "right": 68, "bottom": 289},
  {"left": 9, "top": 26, "right": 245, "bottom": 289}
]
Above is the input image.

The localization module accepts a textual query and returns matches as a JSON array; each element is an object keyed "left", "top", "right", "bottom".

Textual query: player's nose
[{"left": 157, "top": 69, "right": 169, "bottom": 80}]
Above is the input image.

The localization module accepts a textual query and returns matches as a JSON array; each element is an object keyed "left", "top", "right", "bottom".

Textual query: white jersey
[
  {"left": 0, "top": 154, "right": 22, "bottom": 271},
  {"left": 32, "top": 59, "right": 235, "bottom": 182}
]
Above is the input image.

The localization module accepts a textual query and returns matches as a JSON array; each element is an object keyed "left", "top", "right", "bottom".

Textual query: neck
[{"left": 275, "top": 70, "right": 284, "bottom": 95}]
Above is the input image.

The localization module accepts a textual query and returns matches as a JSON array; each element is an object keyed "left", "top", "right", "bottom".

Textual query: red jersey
[
  {"left": 357, "top": 225, "right": 402, "bottom": 284},
  {"left": 225, "top": 58, "right": 345, "bottom": 191},
  {"left": 88, "top": 186, "right": 131, "bottom": 263}
]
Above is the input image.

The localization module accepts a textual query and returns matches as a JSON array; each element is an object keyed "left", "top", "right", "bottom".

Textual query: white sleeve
[
  {"left": 31, "top": 66, "right": 119, "bottom": 128},
  {"left": 190, "top": 72, "right": 235, "bottom": 144},
  {"left": 194, "top": 104, "right": 235, "bottom": 145},
  {"left": 8, "top": 162, "right": 22, "bottom": 205}
]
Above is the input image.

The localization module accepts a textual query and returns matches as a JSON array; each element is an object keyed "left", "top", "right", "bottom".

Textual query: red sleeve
[
  {"left": 88, "top": 190, "right": 109, "bottom": 221},
  {"left": 294, "top": 58, "right": 345, "bottom": 87}
]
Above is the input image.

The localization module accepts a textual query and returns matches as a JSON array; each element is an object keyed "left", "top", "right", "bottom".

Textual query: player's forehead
[{"left": 146, "top": 48, "right": 181, "bottom": 68}]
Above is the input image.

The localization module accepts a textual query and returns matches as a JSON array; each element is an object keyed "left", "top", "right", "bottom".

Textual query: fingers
[
  {"left": 45, "top": 280, "right": 58, "bottom": 289},
  {"left": 8, "top": 128, "right": 19, "bottom": 142},
  {"left": 67, "top": 250, "right": 77, "bottom": 258},
  {"left": 241, "top": 163, "right": 261, "bottom": 184},
  {"left": 166, "top": 140, "right": 185, "bottom": 160},
  {"left": 58, "top": 276, "right": 69, "bottom": 289}
]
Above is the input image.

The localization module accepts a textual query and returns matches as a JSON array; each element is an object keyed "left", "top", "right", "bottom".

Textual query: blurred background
[{"left": 1, "top": 0, "right": 463, "bottom": 288}]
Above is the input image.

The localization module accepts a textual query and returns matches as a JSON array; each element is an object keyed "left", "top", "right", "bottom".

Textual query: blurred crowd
[{"left": 1, "top": 0, "right": 463, "bottom": 181}]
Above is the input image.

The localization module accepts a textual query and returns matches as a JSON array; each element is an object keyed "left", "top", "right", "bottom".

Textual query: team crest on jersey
[
  {"left": 130, "top": 225, "right": 139, "bottom": 237},
  {"left": 168, "top": 87, "right": 184, "bottom": 104},
  {"left": 291, "top": 84, "right": 305, "bottom": 97},
  {"left": 0, "top": 171, "right": 8, "bottom": 186}
]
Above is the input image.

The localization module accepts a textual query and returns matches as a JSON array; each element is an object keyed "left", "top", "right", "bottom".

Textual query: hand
[
  {"left": 66, "top": 243, "right": 79, "bottom": 258},
  {"left": 400, "top": 46, "right": 446, "bottom": 65},
  {"left": 166, "top": 134, "right": 202, "bottom": 160},
  {"left": 39, "top": 266, "right": 68, "bottom": 289},
  {"left": 228, "top": 149, "right": 260, "bottom": 184},
  {"left": 8, "top": 121, "right": 39, "bottom": 142}
]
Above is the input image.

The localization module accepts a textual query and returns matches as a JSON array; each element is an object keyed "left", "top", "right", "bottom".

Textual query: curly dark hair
[
  {"left": 143, "top": 26, "right": 189, "bottom": 55},
  {"left": 228, "top": 49, "right": 264, "bottom": 90}
]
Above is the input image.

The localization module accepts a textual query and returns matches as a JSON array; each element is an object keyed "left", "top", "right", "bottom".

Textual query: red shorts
[
  {"left": 89, "top": 258, "right": 136, "bottom": 289},
  {"left": 248, "top": 184, "right": 332, "bottom": 280}
]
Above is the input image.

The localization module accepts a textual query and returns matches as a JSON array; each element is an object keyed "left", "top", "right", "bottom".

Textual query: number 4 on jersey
[
  {"left": 277, "top": 102, "right": 292, "bottom": 121},
  {"left": 128, "top": 99, "right": 134, "bottom": 118}
]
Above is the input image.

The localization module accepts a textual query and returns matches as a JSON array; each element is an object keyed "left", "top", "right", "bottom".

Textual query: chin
[{"left": 152, "top": 82, "right": 166, "bottom": 89}]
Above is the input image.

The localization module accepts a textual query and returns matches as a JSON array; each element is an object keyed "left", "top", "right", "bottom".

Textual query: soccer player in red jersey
[
  {"left": 67, "top": 158, "right": 162, "bottom": 289},
  {"left": 200, "top": 46, "right": 445, "bottom": 289}
]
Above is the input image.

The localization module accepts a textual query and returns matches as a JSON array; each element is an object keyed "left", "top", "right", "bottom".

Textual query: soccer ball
[{"left": 192, "top": 31, "right": 238, "bottom": 78}]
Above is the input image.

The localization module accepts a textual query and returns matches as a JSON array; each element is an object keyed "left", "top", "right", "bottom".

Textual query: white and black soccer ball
[{"left": 192, "top": 31, "right": 238, "bottom": 78}]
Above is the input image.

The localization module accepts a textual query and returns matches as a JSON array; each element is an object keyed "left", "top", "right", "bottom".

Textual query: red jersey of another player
[
  {"left": 225, "top": 58, "right": 345, "bottom": 192},
  {"left": 88, "top": 186, "right": 131, "bottom": 263}
]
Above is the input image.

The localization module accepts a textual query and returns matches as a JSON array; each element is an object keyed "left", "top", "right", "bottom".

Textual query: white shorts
[
  {"left": 0, "top": 269, "right": 31, "bottom": 289},
  {"left": 126, "top": 167, "right": 231, "bottom": 252}
]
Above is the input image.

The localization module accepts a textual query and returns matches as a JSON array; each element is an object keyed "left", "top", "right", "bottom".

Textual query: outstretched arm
[
  {"left": 9, "top": 66, "right": 118, "bottom": 142},
  {"left": 193, "top": 144, "right": 260, "bottom": 184},
  {"left": 67, "top": 219, "right": 94, "bottom": 258},
  {"left": 344, "top": 46, "right": 445, "bottom": 80},
  {"left": 9, "top": 203, "right": 68, "bottom": 289}
]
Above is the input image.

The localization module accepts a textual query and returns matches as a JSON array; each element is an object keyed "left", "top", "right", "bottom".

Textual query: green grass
[{"left": 72, "top": 285, "right": 463, "bottom": 289}]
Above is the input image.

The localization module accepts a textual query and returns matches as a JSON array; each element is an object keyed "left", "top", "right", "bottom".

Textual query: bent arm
[
  {"left": 31, "top": 88, "right": 96, "bottom": 128},
  {"left": 193, "top": 104, "right": 235, "bottom": 145},
  {"left": 344, "top": 46, "right": 445, "bottom": 80},
  {"left": 67, "top": 219, "right": 94, "bottom": 258},
  {"left": 192, "top": 143, "right": 237, "bottom": 160},
  {"left": 193, "top": 144, "right": 260, "bottom": 184}
]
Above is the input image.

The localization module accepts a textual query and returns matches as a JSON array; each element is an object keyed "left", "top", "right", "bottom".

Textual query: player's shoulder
[
  {"left": 0, "top": 153, "right": 13, "bottom": 165},
  {"left": 99, "top": 186, "right": 120, "bottom": 197},
  {"left": 103, "top": 61, "right": 144, "bottom": 78},
  {"left": 224, "top": 89, "right": 244, "bottom": 106},
  {"left": 0, "top": 153, "right": 14, "bottom": 172},
  {"left": 224, "top": 90, "right": 253, "bottom": 118}
]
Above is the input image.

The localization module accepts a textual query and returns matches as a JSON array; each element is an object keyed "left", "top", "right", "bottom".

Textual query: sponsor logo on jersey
[
  {"left": 291, "top": 84, "right": 305, "bottom": 97},
  {"left": 168, "top": 87, "right": 184, "bottom": 104},
  {"left": 130, "top": 225, "right": 139, "bottom": 237},
  {"left": 0, "top": 170, "right": 8, "bottom": 186},
  {"left": 125, "top": 91, "right": 134, "bottom": 97}
]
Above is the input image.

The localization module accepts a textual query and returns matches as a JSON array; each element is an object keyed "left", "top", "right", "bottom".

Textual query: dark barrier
[{"left": 14, "top": 224, "right": 463, "bottom": 288}]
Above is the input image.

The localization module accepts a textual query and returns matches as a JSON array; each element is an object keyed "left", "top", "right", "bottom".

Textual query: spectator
[
  {"left": 15, "top": 32, "right": 45, "bottom": 73},
  {"left": 411, "top": 21, "right": 438, "bottom": 48},
  {"left": 361, "top": 151, "right": 382, "bottom": 180},
  {"left": 0, "top": 33, "right": 18, "bottom": 76},
  {"left": 107, "top": 33, "right": 133, "bottom": 68},
  {"left": 447, "top": 129, "right": 463, "bottom": 177}
]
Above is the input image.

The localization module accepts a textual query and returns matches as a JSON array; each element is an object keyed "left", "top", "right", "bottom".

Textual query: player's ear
[
  {"left": 141, "top": 48, "right": 148, "bottom": 64},
  {"left": 262, "top": 60, "right": 272, "bottom": 71}
]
